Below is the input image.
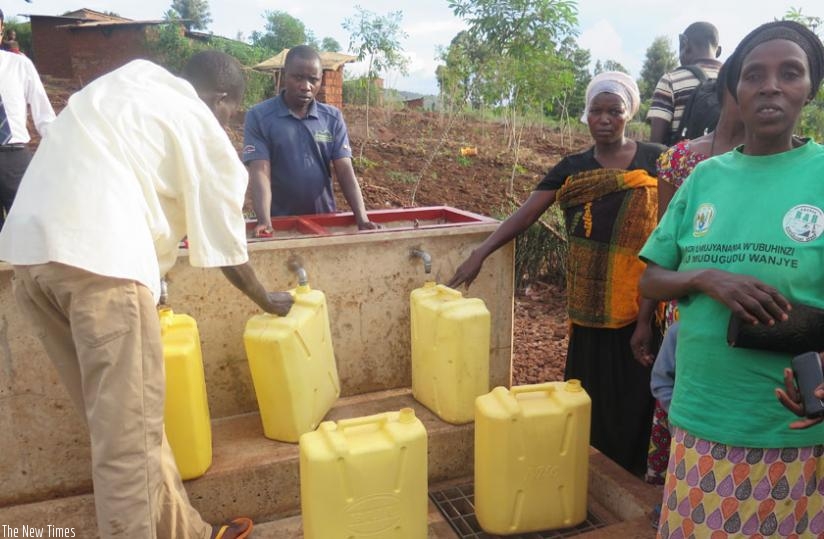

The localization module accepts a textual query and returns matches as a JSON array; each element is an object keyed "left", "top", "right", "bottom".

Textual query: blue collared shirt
[{"left": 243, "top": 93, "right": 352, "bottom": 216}]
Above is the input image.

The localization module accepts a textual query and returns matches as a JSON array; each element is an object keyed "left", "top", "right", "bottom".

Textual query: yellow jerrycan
[
  {"left": 244, "top": 282, "right": 340, "bottom": 442},
  {"left": 410, "top": 281, "right": 490, "bottom": 424},
  {"left": 159, "top": 307, "right": 212, "bottom": 480},
  {"left": 299, "top": 408, "right": 428, "bottom": 539},
  {"left": 474, "top": 381, "right": 591, "bottom": 534}
]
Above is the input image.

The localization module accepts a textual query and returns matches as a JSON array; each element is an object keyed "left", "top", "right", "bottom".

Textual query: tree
[
  {"left": 554, "top": 36, "right": 591, "bottom": 123},
  {"left": 343, "top": 6, "right": 409, "bottom": 156},
  {"left": 443, "top": 0, "right": 578, "bottom": 111},
  {"left": 165, "top": 0, "right": 211, "bottom": 31},
  {"left": 783, "top": 8, "right": 824, "bottom": 141},
  {"left": 593, "top": 59, "right": 629, "bottom": 75},
  {"left": 251, "top": 10, "right": 315, "bottom": 52},
  {"left": 445, "top": 0, "right": 578, "bottom": 192},
  {"left": 436, "top": 30, "right": 489, "bottom": 109},
  {"left": 638, "top": 36, "right": 677, "bottom": 101},
  {"left": 320, "top": 37, "right": 342, "bottom": 52}
]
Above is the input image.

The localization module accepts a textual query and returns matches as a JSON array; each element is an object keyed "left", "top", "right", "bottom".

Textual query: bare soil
[{"left": 40, "top": 78, "right": 588, "bottom": 386}]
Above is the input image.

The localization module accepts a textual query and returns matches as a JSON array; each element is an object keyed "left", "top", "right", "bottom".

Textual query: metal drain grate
[{"left": 429, "top": 483, "right": 607, "bottom": 538}]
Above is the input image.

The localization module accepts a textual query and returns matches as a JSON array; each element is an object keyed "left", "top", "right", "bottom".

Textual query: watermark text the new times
[{"left": 1, "top": 524, "right": 75, "bottom": 538}]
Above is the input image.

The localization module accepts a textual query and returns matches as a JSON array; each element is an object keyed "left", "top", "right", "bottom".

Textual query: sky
[{"left": 5, "top": 0, "right": 823, "bottom": 95}]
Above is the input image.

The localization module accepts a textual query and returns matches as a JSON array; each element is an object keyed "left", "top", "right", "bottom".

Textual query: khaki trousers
[{"left": 13, "top": 263, "right": 211, "bottom": 539}]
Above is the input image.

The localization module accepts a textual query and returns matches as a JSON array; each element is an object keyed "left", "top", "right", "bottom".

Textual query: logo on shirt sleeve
[
  {"left": 693, "top": 203, "right": 716, "bottom": 237},
  {"left": 242, "top": 145, "right": 256, "bottom": 154},
  {"left": 783, "top": 204, "right": 824, "bottom": 242}
]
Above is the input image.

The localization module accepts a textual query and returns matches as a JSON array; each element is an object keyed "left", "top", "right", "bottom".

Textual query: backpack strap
[{"left": 679, "top": 65, "right": 708, "bottom": 83}]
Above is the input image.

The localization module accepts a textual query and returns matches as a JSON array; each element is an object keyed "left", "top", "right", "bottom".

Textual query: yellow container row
[{"left": 161, "top": 282, "right": 590, "bottom": 537}]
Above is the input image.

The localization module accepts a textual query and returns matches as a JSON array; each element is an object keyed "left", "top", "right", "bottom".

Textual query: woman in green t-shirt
[{"left": 639, "top": 21, "right": 824, "bottom": 538}]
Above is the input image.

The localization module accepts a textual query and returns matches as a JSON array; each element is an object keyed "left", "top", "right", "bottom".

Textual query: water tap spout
[
  {"left": 287, "top": 255, "right": 308, "bottom": 286},
  {"left": 159, "top": 278, "right": 169, "bottom": 305},
  {"left": 410, "top": 248, "right": 432, "bottom": 274}
]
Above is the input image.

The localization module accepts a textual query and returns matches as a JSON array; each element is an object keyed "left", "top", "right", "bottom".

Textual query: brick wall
[
  {"left": 317, "top": 67, "right": 344, "bottom": 110},
  {"left": 68, "top": 26, "right": 152, "bottom": 84},
  {"left": 29, "top": 17, "right": 74, "bottom": 79}
]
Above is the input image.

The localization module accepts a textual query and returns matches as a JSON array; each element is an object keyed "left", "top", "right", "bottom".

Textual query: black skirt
[{"left": 564, "top": 322, "right": 655, "bottom": 477}]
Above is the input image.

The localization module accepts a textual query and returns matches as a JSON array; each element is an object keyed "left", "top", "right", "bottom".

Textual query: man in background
[
  {"left": 647, "top": 21, "right": 722, "bottom": 145},
  {"left": 0, "top": 8, "right": 55, "bottom": 228},
  {"left": 243, "top": 45, "right": 378, "bottom": 235}
]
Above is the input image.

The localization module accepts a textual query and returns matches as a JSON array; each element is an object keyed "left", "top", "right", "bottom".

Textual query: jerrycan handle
[
  {"left": 436, "top": 284, "right": 464, "bottom": 299},
  {"left": 335, "top": 408, "right": 416, "bottom": 432},
  {"left": 510, "top": 383, "right": 556, "bottom": 397},
  {"left": 324, "top": 409, "right": 417, "bottom": 454},
  {"left": 494, "top": 384, "right": 558, "bottom": 415}
]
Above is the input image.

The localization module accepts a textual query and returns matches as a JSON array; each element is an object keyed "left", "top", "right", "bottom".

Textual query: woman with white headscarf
[{"left": 449, "top": 72, "right": 667, "bottom": 476}]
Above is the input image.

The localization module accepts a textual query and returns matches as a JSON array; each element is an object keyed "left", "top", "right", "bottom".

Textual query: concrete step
[
  {"left": 0, "top": 472, "right": 659, "bottom": 539},
  {"left": 0, "top": 388, "right": 663, "bottom": 539},
  {"left": 0, "top": 388, "right": 473, "bottom": 537}
]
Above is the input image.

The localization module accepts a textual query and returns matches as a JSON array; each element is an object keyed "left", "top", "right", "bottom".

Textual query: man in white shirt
[
  {"left": 0, "top": 9, "right": 55, "bottom": 229},
  {"left": 0, "top": 51, "right": 290, "bottom": 539}
]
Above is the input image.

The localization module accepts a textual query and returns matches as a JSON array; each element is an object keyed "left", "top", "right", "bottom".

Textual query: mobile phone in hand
[{"left": 791, "top": 351, "right": 824, "bottom": 419}]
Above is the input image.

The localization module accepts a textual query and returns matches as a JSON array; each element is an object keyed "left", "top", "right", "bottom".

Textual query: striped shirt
[{"left": 646, "top": 59, "right": 722, "bottom": 142}]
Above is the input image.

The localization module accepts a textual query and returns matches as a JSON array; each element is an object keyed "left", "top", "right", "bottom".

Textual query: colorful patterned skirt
[
  {"left": 646, "top": 400, "right": 671, "bottom": 485},
  {"left": 657, "top": 426, "right": 824, "bottom": 538}
]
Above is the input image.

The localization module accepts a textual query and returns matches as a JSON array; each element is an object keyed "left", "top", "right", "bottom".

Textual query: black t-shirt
[{"left": 535, "top": 142, "right": 666, "bottom": 191}]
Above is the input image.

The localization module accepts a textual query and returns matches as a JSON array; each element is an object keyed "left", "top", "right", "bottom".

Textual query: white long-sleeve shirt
[
  {"left": 0, "top": 50, "right": 55, "bottom": 143},
  {"left": 0, "top": 60, "right": 249, "bottom": 302}
]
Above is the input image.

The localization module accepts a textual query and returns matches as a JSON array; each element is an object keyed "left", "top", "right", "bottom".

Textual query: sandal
[{"left": 212, "top": 517, "right": 253, "bottom": 539}]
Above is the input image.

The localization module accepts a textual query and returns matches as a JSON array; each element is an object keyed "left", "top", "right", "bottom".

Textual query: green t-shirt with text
[{"left": 640, "top": 141, "right": 824, "bottom": 448}]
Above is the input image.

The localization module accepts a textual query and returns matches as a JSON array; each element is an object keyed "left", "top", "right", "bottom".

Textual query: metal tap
[
  {"left": 287, "top": 255, "right": 308, "bottom": 286},
  {"left": 410, "top": 248, "right": 432, "bottom": 274},
  {"left": 159, "top": 278, "right": 169, "bottom": 305}
]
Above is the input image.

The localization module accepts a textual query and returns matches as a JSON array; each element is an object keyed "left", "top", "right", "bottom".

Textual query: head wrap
[
  {"left": 726, "top": 20, "right": 824, "bottom": 99},
  {"left": 580, "top": 71, "right": 641, "bottom": 123}
]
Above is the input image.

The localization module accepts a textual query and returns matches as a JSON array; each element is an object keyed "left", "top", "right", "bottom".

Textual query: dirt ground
[{"left": 40, "top": 78, "right": 590, "bottom": 386}]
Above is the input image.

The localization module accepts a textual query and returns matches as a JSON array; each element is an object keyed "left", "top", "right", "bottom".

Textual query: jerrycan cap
[
  {"left": 398, "top": 407, "right": 417, "bottom": 423},
  {"left": 423, "top": 281, "right": 437, "bottom": 289},
  {"left": 157, "top": 307, "right": 174, "bottom": 335},
  {"left": 296, "top": 283, "right": 311, "bottom": 294},
  {"left": 565, "top": 379, "right": 583, "bottom": 392}
]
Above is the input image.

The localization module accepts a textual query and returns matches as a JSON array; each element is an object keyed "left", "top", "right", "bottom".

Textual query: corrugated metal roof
[
  {"left": 253, "top": 49, "right": 357, "bottom": 72},
  {"left": 56, "top": 19, "right": 166, "bottom": 30},
  {"left": 28, "top": 8, "right": 131, "bottom": 22}
]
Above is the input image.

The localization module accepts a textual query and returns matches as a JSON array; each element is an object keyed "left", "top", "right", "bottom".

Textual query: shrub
[{"left": 144, "top": 24, "right": 275, "bottom": 108}]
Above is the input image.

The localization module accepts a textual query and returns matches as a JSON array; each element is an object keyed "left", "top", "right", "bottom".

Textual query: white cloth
[
  {"left": 580, "top": 71, "right": 641, "bottom": 123},
  {"left": 0, "top": 50, "right": 55, "bottom": 142},
  {"left": 0, "top": 59, "right": 249, "bottom": 302}
]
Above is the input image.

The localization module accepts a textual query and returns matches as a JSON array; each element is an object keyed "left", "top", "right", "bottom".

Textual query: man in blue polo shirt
[{"left": 243, "top": 45, "right": 377, "bottom": 235}]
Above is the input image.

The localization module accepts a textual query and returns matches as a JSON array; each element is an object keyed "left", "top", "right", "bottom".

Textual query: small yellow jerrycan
[
  {"left": 299, "top": 408, "right": 428, "bottom": 539},
  {"left": 410, "top": 281, "right": 490, "bottom": 424},
  {"left": 244, "top": 282, "right": 340, "bottom": 442},
  {"left": 159, "top": 308, "right": 212, "bottom": 480},
  {"left": 474, "top": 381, "right": 591, "bottom": 534}
]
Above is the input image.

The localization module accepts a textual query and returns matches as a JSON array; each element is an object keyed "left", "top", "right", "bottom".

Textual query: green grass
[
  {"left": 352, "top": 156, "right": 378, "bottom": 173},
  {"left": 457, "top": 155, "right": 473, "bottom": 167},
  {"left": 386, "top": 170, "right": 417, "bottom": 184}
]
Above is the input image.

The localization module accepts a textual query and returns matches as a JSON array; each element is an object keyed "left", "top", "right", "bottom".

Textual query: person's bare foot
[{"left": 210, "top": 516, "right": 253, "bottom": 539}]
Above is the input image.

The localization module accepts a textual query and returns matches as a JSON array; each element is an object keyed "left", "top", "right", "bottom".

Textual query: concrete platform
[
  {"left": 0, "top": 408, "right": 661, "bottom": 539},
  {"left": 0, "top": 388, "right": 474, "bottom": 535}
]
